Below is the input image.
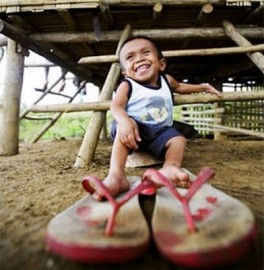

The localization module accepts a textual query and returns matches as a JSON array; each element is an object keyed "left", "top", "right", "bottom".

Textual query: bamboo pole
[
  {"left": 30, "top": 27, "right": 263, "bottom": 43},
  {"left": 78, "top": 44, "right": 264, "bottom": 64},
  {"left": 100, "top": 0, "right": 225, "bottom": 6},
  {"left": 222, "top": 20, "right": 264, "bottom": 74},
  {"left": 0, "top": 39, "right": 24, "bottom": 156},
  {"left": 210, "top": 124, "right": 264, "bottom": 139},
  {"left": 74, "top": 24, "right": 132, "bottom": 168},
  {"left": 31, "top": 91, "right": 264, "bottom": 113}
]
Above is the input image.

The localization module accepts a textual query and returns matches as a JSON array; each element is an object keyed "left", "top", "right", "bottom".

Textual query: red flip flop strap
[
  {"left": 186, "top": 167, "right": 215, "bottom": 201},
  {"left": 118, "top": 180, "right": 157, "bottom": 206},
  {"left": 82, "top": 176, "right": 116, "bottom": 205},
  {"left": 81, "top": 176, "right": 156, "bottom": 236}
]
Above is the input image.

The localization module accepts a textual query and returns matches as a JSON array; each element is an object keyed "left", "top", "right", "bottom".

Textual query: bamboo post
[
  {"left": 222, "top": 20, "right": 264, "bottom": 74},
  {"left": 0, "top": 39, "right": 24, "bottom": 156},
  {"left": 212, "top": 81, "right": 227, "bottom": 141},
  {"left": 74, "top": 24, "right": 132, "bottom": 167}
]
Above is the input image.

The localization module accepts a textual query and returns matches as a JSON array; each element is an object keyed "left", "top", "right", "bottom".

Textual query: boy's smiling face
[{"left": 119, "top": 38, "right": 166, "bottom": 86}]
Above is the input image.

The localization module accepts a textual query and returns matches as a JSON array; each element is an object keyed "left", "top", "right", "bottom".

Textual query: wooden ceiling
[{"left": 0, "top": 0, "right": 263, "bottom": 88}]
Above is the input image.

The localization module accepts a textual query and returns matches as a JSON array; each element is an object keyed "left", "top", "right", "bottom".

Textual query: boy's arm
[
  {"left": 111, "top": 81, "right": 130, "bottom": 122},
  {"left": 165, "top": 74, "right": 222, "bottom": 97},
  {"left": 111, "top": 81, "right": 141, "bottom": 149}
]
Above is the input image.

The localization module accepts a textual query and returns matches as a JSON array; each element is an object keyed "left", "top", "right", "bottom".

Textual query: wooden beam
[
  {"left": 99, "top": 2, "right": 115, "bottom": 29},
  {"left": 152, "top": 3, "right": 163, "bottom": 25},
  {"left": 29, "top": 27, "right": 264, "bottom": 43},
  {"left": 24, "top": 63, "right": 56, "bottom": 67},
  {"left": 56, "top": 9, "right": 97, "bottom": 55},
  {"left": 0, "top": 1, "right": 99, "bottom": 12},
  {"left": 8, "top": 15, "right": 74, "bottom": 61},
  {"left": 243, "top": 5, "right": 264, "bottom": 23},
  {"left": 74, "top": 24, "right": 132, "bottom": 168},
  {"left": 209, "top": 124, "right": 264, "bottom": 139},
  {"left": 100, "top": 0, "right": 224, "bottom": 6},
  {"left": 0, "top": 19, "right": 90, "bottom": 80},
  {"left": 57, "top": 9, "right": 78, "bottom": 30},
  {"left": 31, "top": 91, "right": 264, "bottom": 113},
  {"left": 222, "top": 20, "right": 264, "bottom": 74},
  {"left": 196, "top": 3, "right": 214, "bottom": 25},
  {"left": 78, "top": 44, "right": 264, "bottom": 64}
]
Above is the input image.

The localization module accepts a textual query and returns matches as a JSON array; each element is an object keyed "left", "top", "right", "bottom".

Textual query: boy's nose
[
  {"left": 135, "top": 54, "right": 144, "bottom": 63},
  {"left": 136, "top": 58, "right": 144, "bottom": 64}
]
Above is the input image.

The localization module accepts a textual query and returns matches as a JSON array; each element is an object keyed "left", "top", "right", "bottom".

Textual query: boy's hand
[
  {"left": 204, "top": 84, "right": 223, "bottom": 98},
  {"left": 118, "top": 118, "right": 141, "bottom": 150}
]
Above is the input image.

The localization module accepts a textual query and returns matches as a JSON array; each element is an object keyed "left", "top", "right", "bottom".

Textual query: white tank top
[{"left": 125, "top": 75, "right": 173, "bottom": 127}]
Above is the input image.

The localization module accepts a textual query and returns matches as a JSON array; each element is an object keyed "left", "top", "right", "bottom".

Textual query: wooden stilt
[
  {"left": 222, "top": 20, "right": 264, "bottom": 74},
  {"left": 74, "top": 24, "right": 132, "bottom": 167},
  {"left": 0, "top": 39, "right": 24, "bottom": 155}
]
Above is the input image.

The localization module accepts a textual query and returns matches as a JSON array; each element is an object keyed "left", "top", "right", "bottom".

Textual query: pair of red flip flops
[{"left": 46, "top": 167, "right": 256, "bottom": 268}]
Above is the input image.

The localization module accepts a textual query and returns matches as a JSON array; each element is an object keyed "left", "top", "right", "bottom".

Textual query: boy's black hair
[{"left": 118, "top": 36, "right": 164, "bottom": 69}]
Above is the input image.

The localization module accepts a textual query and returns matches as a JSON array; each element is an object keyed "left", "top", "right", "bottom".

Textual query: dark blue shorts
[{"left": 111, "top": 120, "right": 183, "bottom": 158}]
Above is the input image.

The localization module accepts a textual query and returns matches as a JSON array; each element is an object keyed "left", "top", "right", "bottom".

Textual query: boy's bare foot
[
  {"left": 159, "top": 164, "right": 191, "bottom": 188},
  {"left": 91, "top": 171, "right": 130, "bottom": 201},
  {"left": 145, "top": 165, "right": 191, "bottom": 189}
]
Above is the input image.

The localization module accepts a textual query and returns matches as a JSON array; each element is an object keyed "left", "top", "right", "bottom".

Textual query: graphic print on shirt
[{"left": 140, "top": 96, "right": 170, "bottom": 125}]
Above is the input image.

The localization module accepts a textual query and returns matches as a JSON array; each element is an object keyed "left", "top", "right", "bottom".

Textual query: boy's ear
[
  {"left": 160, "top": 58, "right": 167, "bottom": 71},
  {"left": 122, "top": 70, "right": 127, "bottom": 77}
]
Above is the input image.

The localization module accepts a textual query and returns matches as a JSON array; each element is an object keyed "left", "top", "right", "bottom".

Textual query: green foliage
[
  {"left": 20, "top": 108, "right": 180, "bottom": 142},
  {"left": 19, "top": 112, "right": 95, "bottom": 142}
]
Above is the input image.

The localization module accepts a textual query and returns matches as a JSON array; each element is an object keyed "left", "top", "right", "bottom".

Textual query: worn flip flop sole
[
  {"left": 46, "top": 176, "right": 150, "bottom": 263},
  {"left": 152, "top": 169, "right": 256, "bottom": 268}
]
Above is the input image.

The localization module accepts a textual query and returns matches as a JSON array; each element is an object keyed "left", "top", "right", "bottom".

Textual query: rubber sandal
[
  {"left": 143, "top": 167, "right": 257, "bottom": 268},
  {"left": 46, "top": 176, "right": 155, "bottom": 263}
]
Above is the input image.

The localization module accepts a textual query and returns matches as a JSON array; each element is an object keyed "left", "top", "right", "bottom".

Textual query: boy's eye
[
  {"left": 144, "top": 50, "right": 150, "bottom": 55},
  {"left": 126, "top": 55, "right": 133, "bottom": 61}
]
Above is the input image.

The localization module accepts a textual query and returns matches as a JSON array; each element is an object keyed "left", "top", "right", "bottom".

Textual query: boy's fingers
[{"left": 134, "top": 127, "right": 141, "bottom": 142}]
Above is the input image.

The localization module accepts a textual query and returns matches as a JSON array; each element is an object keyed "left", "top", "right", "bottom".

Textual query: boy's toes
[{"left": 177, "top": 179, "right": 191, "bottom": 189}]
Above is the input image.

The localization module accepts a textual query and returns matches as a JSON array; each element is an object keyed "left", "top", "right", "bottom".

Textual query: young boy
[{"left": 92, "top": 36, "right": 222, "bottom": 200}]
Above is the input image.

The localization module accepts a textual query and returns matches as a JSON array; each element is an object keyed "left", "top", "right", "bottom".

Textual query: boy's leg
[
  {"left": 145, "top": 136, "right": 190, "bottom": 188},
  {"left": 160, "top": 136, "right": 190, "bottom": 188},
  {"left": 92, "top": 131, "right": 131, "bottom": 200}
]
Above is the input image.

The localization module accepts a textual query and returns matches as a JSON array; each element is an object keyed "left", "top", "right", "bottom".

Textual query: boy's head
[{"left": 118, "top": 36, "right": 166, "bottom": 84}]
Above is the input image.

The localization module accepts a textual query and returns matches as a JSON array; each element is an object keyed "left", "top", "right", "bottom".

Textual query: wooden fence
[{"left": 179, "top": 85, "right": 264, "bottom": 139}]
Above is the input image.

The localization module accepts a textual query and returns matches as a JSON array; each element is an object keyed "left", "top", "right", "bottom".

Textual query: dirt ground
[{"left": 0, "top": 138, "right": 263, "bottom": 270}]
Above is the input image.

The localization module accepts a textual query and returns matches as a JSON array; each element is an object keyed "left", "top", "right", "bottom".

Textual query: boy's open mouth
[{"left": 135, "top": 64, "right": 150, "bottom": 73}]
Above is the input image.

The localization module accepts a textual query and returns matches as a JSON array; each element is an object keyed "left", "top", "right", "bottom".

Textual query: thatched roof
[{"left": 0, "top": 0, "right": 263, "bottom": 87}]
